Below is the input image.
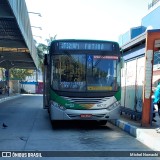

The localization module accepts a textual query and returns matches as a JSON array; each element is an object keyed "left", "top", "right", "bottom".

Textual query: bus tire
[
  {"left": 98, "top": 120, "right": 107, "bottom": 125},
  {"left": 51, "top": 120, "right": 61, "bottom": 128}
]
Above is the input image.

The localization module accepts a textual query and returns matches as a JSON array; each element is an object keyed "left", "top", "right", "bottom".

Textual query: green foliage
[
  {"left": 0, "top": 68, "right": 5, "bottom": 80},
  {"left": 37, "top": 43, "right": 48, "bottom": 59},
  {"left": 10, "top": 69, "right": 34, "bottom": 80},
  {"left": 36, "top": 43, "right": 47, "bottom": 71},
  {"left": 36, "top": 36, "right": 56, "bottom": 71},
  {"left": 45, "top": 35, "right": 56, "bottom": 46}
]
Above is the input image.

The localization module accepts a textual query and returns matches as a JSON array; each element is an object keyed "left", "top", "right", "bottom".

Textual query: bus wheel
[
  {"left": 98, "top": 120, "right": 107, "bottom": 125},
  {"left": 51, "top": 120, "right": 61, "bottom": 129}
]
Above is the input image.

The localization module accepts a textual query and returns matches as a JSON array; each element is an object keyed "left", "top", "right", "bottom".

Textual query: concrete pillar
[{"left": 142, "top": 29, "right": 160, "bottom": 127}]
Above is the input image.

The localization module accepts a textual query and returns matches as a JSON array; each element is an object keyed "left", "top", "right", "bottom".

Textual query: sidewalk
[
  {"left": 0, "top": 94, "right": 160, "bottom": 151},
  {"left": 110, "top": 114, "right": 160, "bottom": 151},
  {"left": 0, "top": 93, "right": 22, "bottom": 103}
]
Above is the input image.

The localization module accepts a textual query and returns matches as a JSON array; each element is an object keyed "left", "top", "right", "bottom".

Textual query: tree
[
  {"left": 10, "top": 69, "right": 34, "bottom": 80},
  {"left": 36, "top": 35, "right": 56, "bottom": 72},
  {"left": 45, "top": 35, "right": 57, "bottom": 46},
  {"left": 37, "top": 43, "right": 48, "bottom": 59},
  {"left": 0, "top": 68, "right": 5, "bottom": 80},
  {"left": 36, "top": 43, "right": 47, "bottom": 72}
]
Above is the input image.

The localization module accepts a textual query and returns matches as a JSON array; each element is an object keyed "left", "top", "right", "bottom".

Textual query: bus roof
[
  {"left": 50, "top": 39, "right": 119, "bottom": 45},
  {"left": 49, "top": 39, "right": 120, "bottom": 53}
]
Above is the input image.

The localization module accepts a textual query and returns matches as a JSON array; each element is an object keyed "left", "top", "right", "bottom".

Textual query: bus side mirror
[{"left": 44, "top": 54, "right": 48, "bottom": 66}]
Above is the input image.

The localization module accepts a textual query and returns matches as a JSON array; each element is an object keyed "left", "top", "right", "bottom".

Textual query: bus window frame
[{"left": 51, "top": 51, "right": 120, "bottom": 92}]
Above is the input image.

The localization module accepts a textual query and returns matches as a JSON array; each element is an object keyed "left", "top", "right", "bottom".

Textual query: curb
[
  {"left": 109, "top": 119, "right": 160, "bottom": 151},
  {"left": 110, "top": 119, "right": 137, "bottom": 137},
  {"left": 0, "top": 94, "right": 22, "bottom": 103}
]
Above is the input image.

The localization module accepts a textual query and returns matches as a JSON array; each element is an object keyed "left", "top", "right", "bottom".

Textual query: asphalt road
[{"left": 0, "top": 95, "right": 159, "bottom": 160}]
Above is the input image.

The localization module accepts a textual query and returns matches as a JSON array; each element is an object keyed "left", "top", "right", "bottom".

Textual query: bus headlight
[
  {"left": 51, "top": 101, "right": 66, "bottom": 110},
  {"left": 59, "top": 105, "right": 66, "bottom": 110},
  {"left": 107, "top": 101, "right": 120, "bottom": 111}
]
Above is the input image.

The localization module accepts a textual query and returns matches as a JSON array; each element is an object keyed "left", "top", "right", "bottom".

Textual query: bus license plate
[{"left": 80, "top": 114, "right": 92, "bottom": 118}]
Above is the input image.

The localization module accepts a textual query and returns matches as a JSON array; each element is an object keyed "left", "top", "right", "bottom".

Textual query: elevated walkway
[{"left": 0, "top": 0, "right": 38, "bottom": 69}]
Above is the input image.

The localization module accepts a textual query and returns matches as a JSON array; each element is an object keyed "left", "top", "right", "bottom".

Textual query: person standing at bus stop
[
  {"left": 5, "top": 85, "right": 10, "bottom": 96},
  {"left": 153, "top": 80, "right": 160, "bottom": 133}
]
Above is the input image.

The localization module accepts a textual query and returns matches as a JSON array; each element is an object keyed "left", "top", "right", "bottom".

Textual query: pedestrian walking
[
  {"left": 153, "top": 80, "right": 160, "bottom": 132},
  {"left": 5, "top": 85, "right": 10, "bottom": 96},
  {"left": 154, "top": 82, "right": 160, "bottom": 115},
  {"left": 7, "top": 86, "right": 10, "bottom": 96}
]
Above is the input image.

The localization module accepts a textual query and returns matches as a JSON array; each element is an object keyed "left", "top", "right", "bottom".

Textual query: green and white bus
[{"left": 43, "top": 39, "right": 121, "bottom": 124}]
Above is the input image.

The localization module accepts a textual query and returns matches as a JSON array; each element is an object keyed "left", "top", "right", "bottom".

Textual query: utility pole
[{"left": 5, "top": 69, "right": 9, "bottom": 96}]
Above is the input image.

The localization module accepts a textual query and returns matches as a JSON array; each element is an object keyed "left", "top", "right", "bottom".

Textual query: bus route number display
[{"left": 58, "top": 42, "right": 114, "bottom": 51}]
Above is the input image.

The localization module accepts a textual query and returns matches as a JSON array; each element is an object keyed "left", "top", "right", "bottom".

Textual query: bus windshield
[{"left": 51, "top": 53, "right": 119, "bottom": 92}]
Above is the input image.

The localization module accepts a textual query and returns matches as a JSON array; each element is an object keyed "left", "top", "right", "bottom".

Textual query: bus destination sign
[{"left": 58, "top": 42, "right": 114, "bottom": 51}]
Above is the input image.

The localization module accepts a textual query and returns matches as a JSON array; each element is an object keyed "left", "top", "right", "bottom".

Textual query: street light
[
  {"left": 28, "top": 12, "right": 42, "bottom": 17},
  {"left": 28, "top": 12, "right": 42, "bottom": 40},
  {"left": 31, "top": 26, "right": 42, "bottom": 30}
]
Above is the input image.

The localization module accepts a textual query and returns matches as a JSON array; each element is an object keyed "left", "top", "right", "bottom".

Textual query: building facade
[
  {"left": 119, "top": 0, "right": 160, "bottom": 120},
  {"left": 119, "top": 0, "right": 160, "bottom": 46}
]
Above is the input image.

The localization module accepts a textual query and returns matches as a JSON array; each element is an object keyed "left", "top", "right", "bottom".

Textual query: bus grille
[{"left": 61, "top": 96, "right": 110, "bottom": 104}]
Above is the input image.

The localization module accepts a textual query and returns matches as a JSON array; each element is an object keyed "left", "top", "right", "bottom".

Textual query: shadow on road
[{"left": 51, "top": 120, "right": 112, "bottom": 131}]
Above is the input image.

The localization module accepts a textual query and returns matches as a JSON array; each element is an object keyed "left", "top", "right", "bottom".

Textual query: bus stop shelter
[{"left": 121, "top": 29, "right": 160, "bottom": 127}]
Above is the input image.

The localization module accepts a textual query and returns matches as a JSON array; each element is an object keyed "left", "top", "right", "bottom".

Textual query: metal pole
[{"left": 5, "top": 69, "right": 9, "bottom": 96}]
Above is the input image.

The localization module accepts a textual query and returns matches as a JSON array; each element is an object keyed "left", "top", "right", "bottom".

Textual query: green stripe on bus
[
  {"left": 115, "top": 89, "right": 121, "bottom": 101},
  {"left": 50, "top": 89, "right": 86, "bottom": 110}
]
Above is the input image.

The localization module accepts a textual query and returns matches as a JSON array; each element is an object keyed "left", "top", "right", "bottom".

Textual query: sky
[{"left": 25, "top": 0, "right": 149, "bottom": 44}]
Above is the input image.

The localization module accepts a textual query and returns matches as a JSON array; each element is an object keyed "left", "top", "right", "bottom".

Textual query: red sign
[
  {"left": 93, "top": 55, "right": 118, "bottom": 60},
  {"left": 80, "top": 114, "right": 92, "bottom": 118}
]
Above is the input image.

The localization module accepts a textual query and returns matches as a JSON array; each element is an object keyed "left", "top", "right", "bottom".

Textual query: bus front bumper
[{"left": 49, "top": 105, "right": 120, "bottom": 120}]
